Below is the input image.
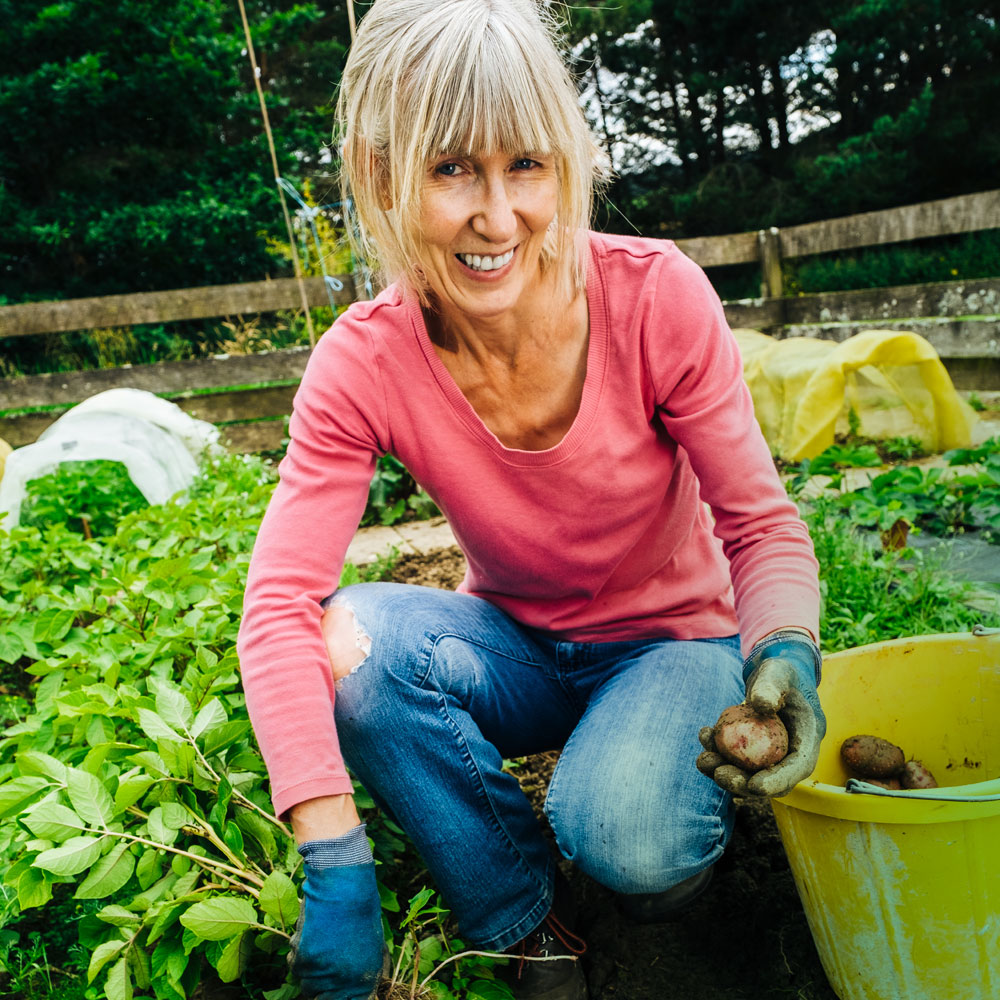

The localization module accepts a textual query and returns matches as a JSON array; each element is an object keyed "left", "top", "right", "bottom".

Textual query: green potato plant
[{"left": 0, "top": 453, "right": 508, "bottom": 1000}]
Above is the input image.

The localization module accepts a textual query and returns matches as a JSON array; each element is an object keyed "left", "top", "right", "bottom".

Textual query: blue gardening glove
[
  {"left": 697, "top": 630, "right": 826, "bottom": 798},
  {"left": 290, "top": 824, "right": 387, "bottom": 1000}
]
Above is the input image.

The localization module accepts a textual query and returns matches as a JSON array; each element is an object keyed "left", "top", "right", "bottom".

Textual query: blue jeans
[{"left": 326, "top": 583, "right": 743, "bottom": 951}]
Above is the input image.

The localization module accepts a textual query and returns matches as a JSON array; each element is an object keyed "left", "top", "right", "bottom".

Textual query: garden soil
[{"left": 387, "top": 549, "right": 839, "bottom": 1000}]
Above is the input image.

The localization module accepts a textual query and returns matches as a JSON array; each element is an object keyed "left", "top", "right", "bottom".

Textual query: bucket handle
[
  {"left": 972, "top": 623, "right": 1000, "bottom": 636},
  {"left": 846, "top": 778, "right": 1000, "bottom": 802}
]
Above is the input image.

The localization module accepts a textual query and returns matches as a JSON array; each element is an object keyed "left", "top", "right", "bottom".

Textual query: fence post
[{"left": 758, "top": 226, "right": 783, "bottom": 300}]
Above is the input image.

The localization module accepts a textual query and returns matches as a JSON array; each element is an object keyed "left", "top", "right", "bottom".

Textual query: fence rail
[
  {"left": 0, "top": 276, "right": 358, "bottom": 340},
  {"left": 1, "top": 189, "right": 997, "bottom": 340}
]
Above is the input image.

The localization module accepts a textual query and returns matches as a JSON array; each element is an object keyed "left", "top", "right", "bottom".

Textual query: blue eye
[
  {"left": 513, "top": 158, "right": 537, "bottom": 170},
  {"left": 435, "top": 162, "right": 460, "bottom": 176}
]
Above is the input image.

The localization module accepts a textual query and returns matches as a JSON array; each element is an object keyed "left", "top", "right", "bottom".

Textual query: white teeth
[{"left": 458, "top": 249, "right": 514, "bottom": 271}]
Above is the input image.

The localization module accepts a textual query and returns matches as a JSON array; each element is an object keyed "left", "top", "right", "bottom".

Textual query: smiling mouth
[{"left": 456, "top": 249, "right": 515, "bottom": 272}]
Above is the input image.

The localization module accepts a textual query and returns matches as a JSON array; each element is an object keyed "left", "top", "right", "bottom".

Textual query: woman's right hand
[
  {"left": 290, "top": 851, "right": 387, "bottom": 1000},
  {"left": 289, "top": 799, "right": 387, "bottom": 1000}
]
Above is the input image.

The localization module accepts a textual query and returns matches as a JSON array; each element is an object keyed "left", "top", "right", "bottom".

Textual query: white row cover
[{"left": 0, "top": 388, "right": 223, "bottom": 529}]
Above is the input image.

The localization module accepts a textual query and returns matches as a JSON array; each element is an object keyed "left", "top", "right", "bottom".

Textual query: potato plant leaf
[
  {"left": 104, "top": 954, "right": 133, "bottom": 1000},
  {"left": 34, "top": 835, "right": 105, "bottom": 876},
  {"left": 114, "top": 772, "right": 156, "bottom": 813},
  {"left": 16, "top": 750, "right": 69, "bottom": 783},
  {"left": 0, "top": 776, "right": 49, "bottom": 819},
  {"left": 66, "top": 767, "right": 116, "bottom": 827},
  {"left": 191, "top": 697, "right": 227, "bottom": 739},
  {"left": 135, "top": 847, "right": 163, "bottom": 891},
  {"left": 22, "top": 801, "right": 86, "bottom": 841},
  {"left": 180, "top": 896, "right": 259, "bottom": 940},
  {"left": 33, "top": 607, "right": 76, "bottom": 643},
  {"left": 146, "top": 806, "right": 181, "bottom": 847},
  {"left": 76, "top": 840, "right": 136, "bottom": 898},
  {"left": 16, "top": 866, "right": 52, "bottom": 909},
  {"left": 136, "top": 707, "right": 183, "bottom": 744},
  {"left": 129, "top": 939, "right": 152, "bottom": 990},
  {"left": 201, "top": 719, "right": 252, "bottom": 757},
  {"left": 97, "top": 904, "right": 142, "bottom": 927},
  {"left": 258, "top": 871, "right": 299, "bottom": 929},
  {"left": 215, "top": 929, "right": 252, "bottom": 982},
  {"left": 151, "top": 677, "right": 194, "bottom": 732},
  {"left": 0, "top": 631, "right": 26, "bottom": 664},
  {"left": 87, "top": 938, "right": 127, "bottom": 983}
]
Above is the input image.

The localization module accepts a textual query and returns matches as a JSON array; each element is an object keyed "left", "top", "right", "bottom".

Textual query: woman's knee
[
  {"left": 320, "top": 582, "right": 430, "bottom": 687},
  {"left": 326, "top": 584, "right": 481, "bottom": 732},
  {"left": 547, "top": 794, "right": 731, "bottom": 895},
  {"left": 323, "top": 585, "right": 423, "bottom": 737},
  {"left": 321, "top": 601, "right": 373, "bottom": 683}
]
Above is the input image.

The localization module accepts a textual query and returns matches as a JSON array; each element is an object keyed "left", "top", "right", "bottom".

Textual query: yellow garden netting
[{"left": 734, "top": 328, "right": 979, "bottom": 461}]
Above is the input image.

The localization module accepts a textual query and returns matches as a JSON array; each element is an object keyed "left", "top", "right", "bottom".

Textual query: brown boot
[{"left": 500, "top": 878, "right": 587, "bottom": 1000}]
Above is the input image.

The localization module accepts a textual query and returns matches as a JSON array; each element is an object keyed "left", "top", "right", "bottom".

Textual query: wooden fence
[{"left": 2, "top": 189, "right": 999, "bottom": 452}]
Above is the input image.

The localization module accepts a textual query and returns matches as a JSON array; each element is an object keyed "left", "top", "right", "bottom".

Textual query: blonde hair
[{"left": 336, "top": 0, "right": 603, "bottom": 300}]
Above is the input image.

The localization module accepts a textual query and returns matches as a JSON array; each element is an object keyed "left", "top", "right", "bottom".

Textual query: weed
[
  {"left": 879, "top": 436, "right": 926, "bottom": 462},
  {"left": 803, "top": 498, "right": 997, "bottom": 652},
  {"left": 365, "top": 455, "right": 440, "bottom": 528}
]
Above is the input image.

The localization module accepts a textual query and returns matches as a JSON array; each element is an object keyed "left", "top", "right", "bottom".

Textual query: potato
[
  {"left": 900, "top": 759, "right": 938, "bottom": 789},
  {"left": 713, "top": 704, "right": 788, "bottom": 772},
  {"left": 840, "top": 735, "right": 905, "bottom": 778}
]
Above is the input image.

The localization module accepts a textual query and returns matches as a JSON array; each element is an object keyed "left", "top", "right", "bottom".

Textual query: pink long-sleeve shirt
[{"left": 238, "top": 232, "right": 820, "bottom": 818}]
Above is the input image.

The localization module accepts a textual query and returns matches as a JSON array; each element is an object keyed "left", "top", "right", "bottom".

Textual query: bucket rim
[{"left": 775, "top": 775, "right": 1000, "bottom": 824}]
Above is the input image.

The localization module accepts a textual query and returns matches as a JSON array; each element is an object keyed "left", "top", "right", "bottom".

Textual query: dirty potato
[
  {"left": 900, "top": 759, "right": 939, "bottom": 789},
  {"left": 840, "top": 735, "right": 905, "bottom": 778},
  {"left": 713, "top": 704, "right": 789, "bottom": 773}
]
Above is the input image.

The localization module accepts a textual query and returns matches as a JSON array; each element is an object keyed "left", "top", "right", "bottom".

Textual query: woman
[{"left": 237, "top": 2, "right": 825, "bottom": 999}]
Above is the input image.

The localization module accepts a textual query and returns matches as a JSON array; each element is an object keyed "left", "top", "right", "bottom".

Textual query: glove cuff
[
  {"left": 298, "top": 823, "right": 372, "bottom": 868},
  {"left": 743, "top": 629, "right": 822, "bottom": 686}
]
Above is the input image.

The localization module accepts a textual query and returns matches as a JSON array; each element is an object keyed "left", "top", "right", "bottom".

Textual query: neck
[{"left": 426, "top": 268, "right": 576, "bottom": 368}]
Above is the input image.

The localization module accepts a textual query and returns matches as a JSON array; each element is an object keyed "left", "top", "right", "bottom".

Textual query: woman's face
[{"left": 416, "top": 150, "right": 559, "bottom": 326}]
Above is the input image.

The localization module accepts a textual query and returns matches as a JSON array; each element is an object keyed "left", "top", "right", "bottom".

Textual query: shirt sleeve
[
  {"left": 237, "top": 320, "right": 388, "bottom": 819},
  {"left": 644, "top": 248, "right": 821, "bottom": 655}
]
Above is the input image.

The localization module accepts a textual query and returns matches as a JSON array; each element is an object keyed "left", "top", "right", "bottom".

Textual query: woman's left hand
[{"left": 696, "top": 631, "right": 826, "bottom": 798}]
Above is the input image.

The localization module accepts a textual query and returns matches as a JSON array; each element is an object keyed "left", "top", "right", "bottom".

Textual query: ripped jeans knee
[{"left": 320, "top": 594, "right": 372, "bottom": 688}]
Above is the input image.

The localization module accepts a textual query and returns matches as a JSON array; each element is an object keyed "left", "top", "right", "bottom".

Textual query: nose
[{"left": 470, "top": 174, "right": 517, "bottom": 245}]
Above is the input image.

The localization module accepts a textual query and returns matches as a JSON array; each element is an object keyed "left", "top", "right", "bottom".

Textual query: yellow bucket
[{"left": 771, "top": 630, "right": 1000, "bottom": 1000}]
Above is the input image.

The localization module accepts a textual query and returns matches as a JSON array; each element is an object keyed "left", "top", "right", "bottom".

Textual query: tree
[
  {"left": 814, "top": 0, "right": 1000, "bottom": 212},
  {"left": 0, "top": 0, "right": 351, "bottom": 304},
  {"left": 566, "top": 0, "right": 999, "bottom": 236}
]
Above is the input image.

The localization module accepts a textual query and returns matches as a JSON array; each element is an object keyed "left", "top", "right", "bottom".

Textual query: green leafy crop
[
  {"left": 0, "top": 453, "right": 510, "bottom": 1000},
  {"left": 20, "top": 460, "right": 149, "bottom": 538},
  {"left": 0, "top": 454, "right": 291, "bottom": 999}
]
